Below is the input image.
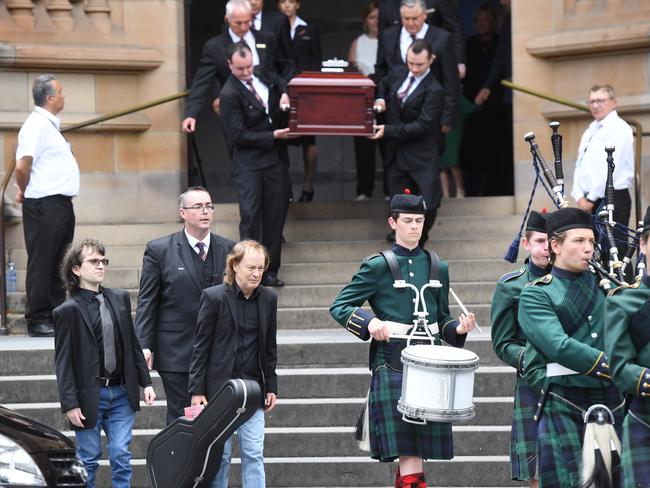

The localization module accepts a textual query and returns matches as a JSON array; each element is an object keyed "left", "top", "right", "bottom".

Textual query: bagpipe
[{"left": 507, "top": 121, "right": 646, "bottom": 291}]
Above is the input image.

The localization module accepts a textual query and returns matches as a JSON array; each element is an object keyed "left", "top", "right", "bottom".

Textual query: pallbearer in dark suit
[
  {"left": 490, "top": 211, "right": 549, "bottom": 486},
  {"left": 181, "top": 0, "right": 293, "bottom": 133},
  {"left": 277, "top": 0, "right": 322, "bottom": 202},
  {"left": 374, "top": 0, "right": 459, "bottom": 133},
  {"left": 53, "top": 239, "right": 155, "bottom": 488},
  {"left": 220, "top": 41, "right": 295, "bottom": 287},
  {"left": 249, "top": 0, "right": 293, "bottom": 74},
  {"left": 605, "top": 206, "right": 650, "bottom": 487},
  {"left": 371, "top": 39, "right": 444, "bottom": 246},
  {"left": 135, "top": 186, "right": 234, "bottom": 424}
]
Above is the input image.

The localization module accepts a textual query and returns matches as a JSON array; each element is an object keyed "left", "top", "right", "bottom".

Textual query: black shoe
[
  {"left": 297, "top": 189, "right": 314, "bottom": 202},
  {"left": 262, "top": 275, "right": 285, "bottom": 287},
  {"left": 27, "top": 322, "right": 54, "bottom": 337}
]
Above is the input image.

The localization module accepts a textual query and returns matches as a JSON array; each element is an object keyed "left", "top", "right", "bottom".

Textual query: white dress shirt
[
  {"left": 399, "top": 23, "right": 429, "bottom": 62},
  {"left": 252, "top": 10, "right": 262, "bottom": 31},
  {"left": 396, "top": 68, "right": 430, "bottom": 103},
  {"left": 571, "top": 110, "right": 634, "bottom": 203},
  {"left": 229, "top": 28, "right": 260, "bottom": 66},
  {"left": 15, "top": 106, "right": 80, "bottom": 199},
  {"left": 240, "top": 75, "right": 270, "bottom": 115},
  {"left": 184, "top": 229, "right": 211, "bottom": 255},
  {"left": 290, "top": 16, "right": 307, "bottom": 40}
]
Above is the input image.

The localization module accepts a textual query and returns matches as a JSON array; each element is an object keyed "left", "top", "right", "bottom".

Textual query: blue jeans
[
  {"left": 212, "top": 408, "right": 265, "bottom": 488},
  {"left": 75, "top": 385, "right": 135, "bottom": 488}
]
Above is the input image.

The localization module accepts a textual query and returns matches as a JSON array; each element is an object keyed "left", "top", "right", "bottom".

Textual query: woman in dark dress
[{"left": 277, "top": 0, "right": 322, "bottom": 202}]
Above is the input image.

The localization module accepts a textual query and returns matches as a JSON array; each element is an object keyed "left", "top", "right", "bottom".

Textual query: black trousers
[
  {"left": 22, "top": 195, "right": 75, "bottom": 323},
  {"left": 159, "top": 371, "right": 190, "bottom": 425},
  {"left": 387, "top": 162, "right": 441, "bottom": 246},
  {"left": 354, "top": 137, "right": 387, "bottom": 197},
  {"left": 233, "top": 163, "right": 285, "bottom": 274},
  {"left": 593, "top": 188, "right": 632, "bottom": 276}
]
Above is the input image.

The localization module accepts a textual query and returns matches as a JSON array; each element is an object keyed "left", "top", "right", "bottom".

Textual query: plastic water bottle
[{"left": 6, "top": 260, "right": 16, "bottom": 293}]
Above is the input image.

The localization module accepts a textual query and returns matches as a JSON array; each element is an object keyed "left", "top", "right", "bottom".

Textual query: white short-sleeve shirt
[{"left": 16, "top": 106, "right": 80, "bottom": 199}]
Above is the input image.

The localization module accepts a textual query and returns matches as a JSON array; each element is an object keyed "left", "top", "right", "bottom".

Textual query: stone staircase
[{"left": 1, "top": 197, "right": 526, "bottom": 487}]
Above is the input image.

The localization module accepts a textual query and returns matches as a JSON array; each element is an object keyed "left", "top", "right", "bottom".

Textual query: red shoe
[{"left": 397, "top": 472, "right": 426, "bottom": 488}]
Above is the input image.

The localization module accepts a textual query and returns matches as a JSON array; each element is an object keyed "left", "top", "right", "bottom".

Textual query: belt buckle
[{"left": 97, "top": 376, "right": 110, "bottom": 387}]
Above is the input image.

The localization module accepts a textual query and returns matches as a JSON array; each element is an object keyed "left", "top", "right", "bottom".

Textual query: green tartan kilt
[
  {"left": 621, "top": 398, "right": 650, "bottom": 487},
  {"left": 368, "top": 356, "right": 453, "bottom": 462},
  {"left": 510, "top": 377, "right": 538, "bottom": 481},
  {"left": 537, "top": 384, "right": 624, "bottom": 488}
]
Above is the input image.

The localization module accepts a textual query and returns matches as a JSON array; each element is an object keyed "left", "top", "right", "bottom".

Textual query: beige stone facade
[
  {"left": 0, "top": 0, "right": 186, "bottom": 223},
  {"left": 513, "top": 0, "right": 650, "bottom": 223}
]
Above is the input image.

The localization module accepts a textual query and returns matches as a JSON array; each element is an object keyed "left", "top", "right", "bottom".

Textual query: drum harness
[{"left": 375, "top": 249, "right": 442, "bottom": 373}]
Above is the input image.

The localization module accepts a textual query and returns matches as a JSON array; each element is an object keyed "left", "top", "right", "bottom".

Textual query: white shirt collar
[
  {"left": 400, "top": 23, "right": 429, "bottom": 41},
  {"left": 412, "top": 68, "right": 430, "bottom": 82},
  {"left": 592, "top": 109, "right": 618, "bottom": 129},
  {"left": 290, "top": 16, "right": 307, "bottom": 39},
  {"left": 253, "top": 10, "right": 262, "bottom": 30},
  {"left": 184, "top": 229, "right": 211, "bottom": 252},
  {"left": 229, "top": 28, "right": 254, "bottom": 44},
  {"left": 34, "top": 106, "right": 61, "bottom": 130}
]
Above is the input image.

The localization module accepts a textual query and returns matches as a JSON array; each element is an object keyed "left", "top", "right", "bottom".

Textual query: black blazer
[
  {"left": 184, "top": 30, "right": 286, "bottom": 118},
  {"left": 219, "top": 68, "right": 289, "bottom": 174},
  {"left": 378, "top": 0, "right": 465, "bottom": 63},
  {"left": 135, "top": 231, "right": 235, "bottom": 372},
  {"left": 188, "top": 283, "right": 278, "bottom": 399},
  {"left": 379, "top": 67, "right": 444, "bottom": 172},
  {"left": 288, "top": 23, "right": 322, "bottom": 71},
  {"left": 53, "top": 288, "right": 151, "bottom": 430},
  {"left": 374, "top": 24, "right": 459, "bottom": 128},
  {"left": 258, "top": 8, "right": 294, "bottom": 76}
]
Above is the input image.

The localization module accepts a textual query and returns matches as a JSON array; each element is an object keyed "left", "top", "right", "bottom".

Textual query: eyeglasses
[
  {"left": 84, "top": 258, "right": 110, "bottom": 267},
  {"left": 586, "top": 98, "right": 611, "bottom": 106},
  {"left": 181, "top": 203, "right": 215, "bottom": 212}
]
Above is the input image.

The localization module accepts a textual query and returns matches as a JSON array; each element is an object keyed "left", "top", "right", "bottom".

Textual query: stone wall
[
  {"left": 512, "top": 0, "right": 650, "bottom": 223},
  {"left": 0, "top": 0, "right": 187, "bottom": 223}
]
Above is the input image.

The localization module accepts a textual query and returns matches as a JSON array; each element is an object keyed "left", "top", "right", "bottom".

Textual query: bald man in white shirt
[
  {"left": 571, "top": 84, "right": 634, "bottom": 264},
  {"left": 15, "top": 74, "right": 79, "bottom": 337}
]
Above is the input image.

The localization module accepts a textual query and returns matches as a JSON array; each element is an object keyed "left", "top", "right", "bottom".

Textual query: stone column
[
  {"left": 5, "top": 0, "right": 35, "bottom": 30},
  {"left": 84, "top": 0, "right": 112, "bottom": 33},
  {"left": 46, "top": 0, "right": 74, "bottom": 32}
]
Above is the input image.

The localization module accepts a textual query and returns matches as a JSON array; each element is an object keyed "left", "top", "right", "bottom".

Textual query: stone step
[
  {"left": 8, "top": 258, "right": 516, "bottom": 291},
  {"left": 5, "top": 397, "right": 515, "bottom": 433},
  {"left": 73, "top": 426, "right": 512, "bottom": 460},
  {"left": 5, "top": 280, "right": 498, "bottom": 313},
  {"left": 0, "top": 367, "right": 515, "bottom": 404},
  {"left": 5, "top": 214, "right": 522, "bottom": 251},
  {"left": 8, "top": 237, "right": 512, "bottom": 269},
  {"left": 5, "top": 304, "right": 495, "bottom": 334},
  {"left": 0, "top": 333, "right": 502, "bottom": 375},
  {"left": 94, "top": 457, "right": 520, "bottom": 487}
]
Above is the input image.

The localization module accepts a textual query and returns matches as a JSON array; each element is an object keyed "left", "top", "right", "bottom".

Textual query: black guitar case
[{"left": 146, "top": 378, "right": 262, "bottom": 488}]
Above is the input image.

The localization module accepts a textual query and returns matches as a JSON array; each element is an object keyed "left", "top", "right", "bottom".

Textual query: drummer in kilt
[
  {"left": 605, "top": 205, "right": 650, "bottom": 486},
  {"left": 490, "top": 210, "right": 549, "bottom": 487},
  {"left": 329, "top": 192, "right": 476, "bottom": 488},
  {"left": 518, "top": 207, "right": 624, "bottom": 488}
]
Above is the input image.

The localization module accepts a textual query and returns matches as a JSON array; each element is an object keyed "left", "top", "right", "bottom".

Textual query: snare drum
[{"left": 397, "top": 344, "right": 479, "bottom": 424}]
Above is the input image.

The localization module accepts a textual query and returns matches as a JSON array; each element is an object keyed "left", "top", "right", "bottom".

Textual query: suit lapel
[
  {"left": 225, "top": 285, "right": 240, "bottom": 330},
  {"left": 253, "top": 31, "right": 267, "bottom": 66},
  {"left": 176, "top": 231, "right": 202, "bottom": 293},
  {"left": 239, "top": 78, "right": 265, "bottom": 111},
  {"left": 72, "top": 294, "right": 96, "bottom": 342}
]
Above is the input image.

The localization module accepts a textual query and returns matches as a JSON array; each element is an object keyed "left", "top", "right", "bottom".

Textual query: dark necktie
[
  {"left": 246, "top": 79, "right": 266, "bottom": 108},
  {"left": 410, "top": 34, "right": 417, "bottom": 42},
  {"left": 196, "top": 241, "right": 207, "bottom": 261},
  {"left": 398, "top": 76, "right": 416, "bottom": 104},
  {"left": 95, "top": 294, "right": 116, "bottom": 375}
]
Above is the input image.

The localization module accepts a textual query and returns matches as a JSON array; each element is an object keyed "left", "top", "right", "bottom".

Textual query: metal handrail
[
  {"left": 0, "top": 90, "right": 188, "bottom": 334},
  {"left": 502, "top": 79, "right": 644, "bottom": 225}
]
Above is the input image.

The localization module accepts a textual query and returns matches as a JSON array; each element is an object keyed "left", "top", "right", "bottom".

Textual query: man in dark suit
[
  {"left": 374, "top": 0, "right": 459, "bottom": 133},
  {"left": 378, "top": 0, "right": 465, "bottom": 77},
  {"left": 219, "top": 41, "right": 294, "bottom": 287},
  {"left": 181, "top": 0, "right": 293, "bottom": 133},
  {"left": 135, "top": 186, "right": 234, "bottom": 424},
  {"left": 371, "top": 39, "right": 444, "bottom": 246},
  {"left": 53, "top": 239, "right": 155, "bottom": 488},
  {"left": 189, "top": 240, "right": 278, "bottom": 488},
  {"left": 249, "top": 0, "right": 293, "bottom": 64}
]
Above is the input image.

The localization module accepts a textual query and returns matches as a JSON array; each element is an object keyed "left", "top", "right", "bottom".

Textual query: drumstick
[{"left": 449, "top": 287, "right": 483, "bottom": 334}]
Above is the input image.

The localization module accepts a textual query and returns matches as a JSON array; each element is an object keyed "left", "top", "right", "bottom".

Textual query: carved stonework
[
  {"left": 5, "top": 0, "right": 35, "bottom": 30},
  {"left": 84, "top": 0, "right": 112, "bottom": 33},
  {"left": 46, "top": 0, "right": 74, "bottom": 31}
]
